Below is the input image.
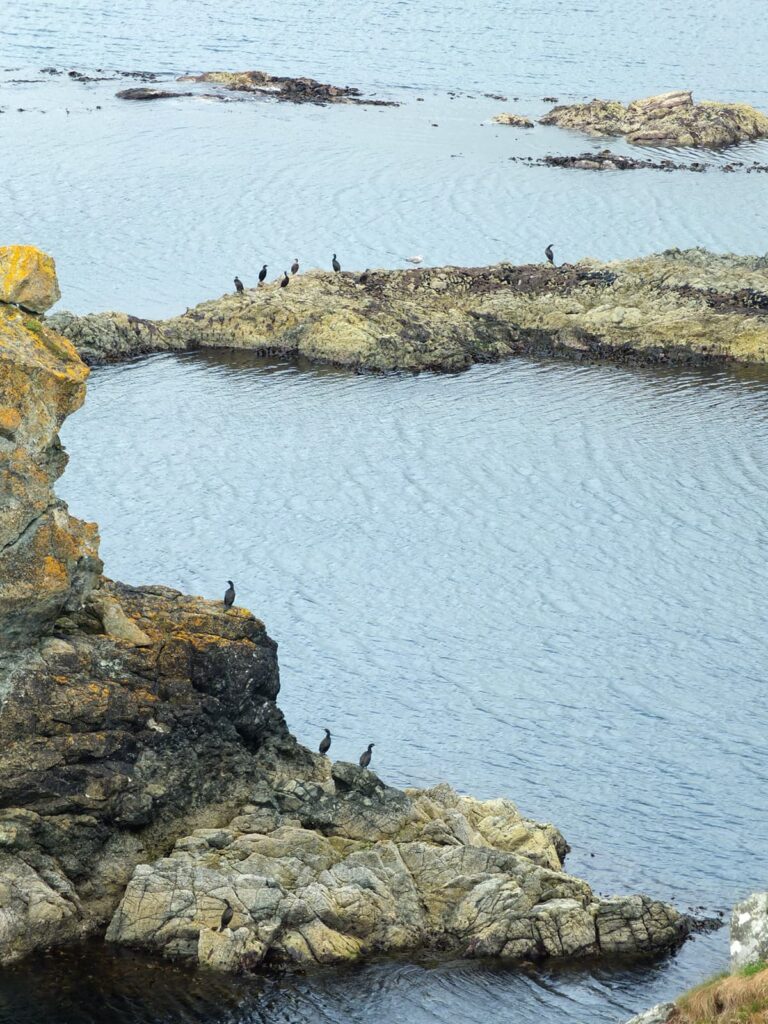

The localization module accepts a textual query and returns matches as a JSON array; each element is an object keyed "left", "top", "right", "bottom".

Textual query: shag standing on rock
[
  {"left": 219, "top": 898, "right": 233, "bottom": 932},
  {"left": 359, "top": 742, "right": 374, "bottom": 768},
  {"left": 291, "top": 258, "right": 300, "bottom": 275},
  {"left": 258, "top": 264, "right": 268, "bottom": 284},
  {"left": 280, "top": 271, "right": 290, "bottom": 288},
  {"left": 545, "top": 244, "right": 555, "bottom": 266},
  {"left": 358, "top": 269, "right": 370, "bottom": 284},
  {"left": 332, "top": 254, "right": 341, "bottom": 272},
  {"left": 319, "top": 728, "right": 332, "bottom": 755},
  {"left": 234, "top": 276, "right": 244, "bottom": 294},
  {"left": 223, "top": 580, "right": 235, "bottom": 609}
]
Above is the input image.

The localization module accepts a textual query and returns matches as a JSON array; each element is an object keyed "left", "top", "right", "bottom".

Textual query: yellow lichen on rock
[{"left": 0, "top": 245, "right": 62, "bottom": 313}]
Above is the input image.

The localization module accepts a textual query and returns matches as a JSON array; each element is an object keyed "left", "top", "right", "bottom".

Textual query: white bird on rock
[{"left": 404, "top": 255, "right": 424, "bottom": 264}]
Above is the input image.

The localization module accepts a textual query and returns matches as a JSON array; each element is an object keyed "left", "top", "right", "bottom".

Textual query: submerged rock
[
  {"left": 116, "top": 87, "right": 195, "bottom": 101},
  {"left": 539, "top": 90, "right": 768, "bottom": 148},
  {"left": 50, "top": 249, "right": 768, "bottom": 372},
  {"left": 0, "top": 247, "right": 698, "bottom": 973}
]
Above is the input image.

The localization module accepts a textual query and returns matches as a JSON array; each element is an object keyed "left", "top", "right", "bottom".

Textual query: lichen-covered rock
[
  {"left": 176, "top": 70, "right": 396, "bottom": 106},
  {"left": 539, "top": 91, "right": 768, "bottom": 149},
  {"left": 0, "top": 255, "right": 100, "bottom": 648},
  {"left": 51, "top": 249, "right": 768, "bottom": 372},
  {"left": 730, "top": 892, "right": 768, "bottom": 970},
  {"left": 0, "top": 245, "right": 61, "bottom": 313},
  {"left": 492, "top": 112, "right": 534, "bottom": 127},
  {"left": 107, "top": 770, "right": 688, "bottom": 971}
]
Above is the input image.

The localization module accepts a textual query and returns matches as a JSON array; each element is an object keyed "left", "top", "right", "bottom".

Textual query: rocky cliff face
[
  {"left": 49, "top": 249, "right": 768, "bottom": 372},
  {"left": 1, "top": 248, "right": 694, "bottom": 973}
]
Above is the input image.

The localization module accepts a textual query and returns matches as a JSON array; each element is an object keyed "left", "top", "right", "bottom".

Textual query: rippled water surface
[
  {"left": 4, "top": 1, "right": 768, "bottom": 1022},
  {"left": 49, "top": 352, "right": 768, "bottom": 1024}
]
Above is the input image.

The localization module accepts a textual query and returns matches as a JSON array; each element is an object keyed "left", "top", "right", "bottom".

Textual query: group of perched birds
[
  {"left": 223, "top": 583, "right": 376, "bottom": 772},
  {"left": 233, "top": 246, "right": 556, "bottom": 296}
]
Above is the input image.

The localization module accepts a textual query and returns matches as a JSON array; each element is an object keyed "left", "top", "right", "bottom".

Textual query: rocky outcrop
[
  {"left": 106, "top": 767, "right": 687, "bottom": 972},
  {"left": 539, "top": 91, "right": 768, "bottom": 148},
  {"left": 0, "top": 248, "right": 100, "bottom": 649},
  {"left": 731, "top": 892, "right": 768, "bottom": 970},
  {"left": 624, "top": 1005, "right": 675, "bottom": 1024},
  {"left": 508, "top": 149, "right": 768, "bottom": 173},
  {"left": 50, "top": 249, "right": 768, "bottom": 372},
  {"left": 176, "top": 70, "right": 397, "bottom": 106},
  {"left": 0, "top": 247, "right": 699, "bottom": 974},
  {"left": 492, "top": 112, "right": 534, "bottom": 127}
]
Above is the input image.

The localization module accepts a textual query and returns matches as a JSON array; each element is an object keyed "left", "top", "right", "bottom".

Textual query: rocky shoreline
[
  {"left": 49, "top": 249, "right": 768, "bottom": 372},
  {"left": 0, "top": 245, "right": 704, "bottom": 974}
]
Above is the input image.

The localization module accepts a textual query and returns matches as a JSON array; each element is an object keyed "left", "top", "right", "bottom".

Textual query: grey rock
[{"left": 731, "top": 891, "right": 768, "bottom": 970}]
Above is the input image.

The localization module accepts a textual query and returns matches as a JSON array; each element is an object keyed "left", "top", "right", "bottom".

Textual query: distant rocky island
[
  {"left": 50, "top": 248, "right": 768, "bottom": 372},
  {"left": 0, "top": 245, "right": 705, "bottom": 973}
]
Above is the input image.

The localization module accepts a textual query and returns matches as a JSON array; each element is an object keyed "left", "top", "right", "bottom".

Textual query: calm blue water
[{"left": 3, "top": 2, "right": 768, "bottom": 1022}]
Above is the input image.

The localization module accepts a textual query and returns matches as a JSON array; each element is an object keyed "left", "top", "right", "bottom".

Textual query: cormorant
[
  {"left": 258, "top": 264, "right": 268, "bottom": 284},
  {"left": 332, "top": 254, "right": 341, "bottom": 272},
  {"left": 359, "top": 742, "right": 374, "bottom": 768},
  {"left": 219, "top": 898, "right": 233, "bottom": 932},
  {"left": 545, "top": 244, "right": 555, "bottom": 266},
  {"left": 358, "top": 269, "right": 370, "bottom": 285},
  {"left": 234, "top": 276, "right": 244, "bottom": 294},
  {"left": 224, "top": 581, "right": 235, "bottom": 609},
  {"left": 280, "top": 271, "right": 290, "bottom": 288},
  {"left": 291, "top": 258, "right": 300, "bottom": 275},
  {"left": 319, "top": 728, "right": 332, "bottom": 755}
]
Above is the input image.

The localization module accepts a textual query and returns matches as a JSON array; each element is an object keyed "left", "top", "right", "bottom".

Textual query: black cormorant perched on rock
[
  {"left": 332, "top": 254, "right": 341, "bottom": 272},
  {"left": 358, "top": 269, "right": 370, "bottom": 285},
  {"left": 359, "top": 742, "right": 374, "bottom": 768},
  {"left": 319, "top": 728, "right": 332, "bottom": 755},
  {"left": 280, "top": 271, "right": 289, "bottom": 288},
  {"left": 291, "top": 258, "right": 300, "bottom": 275},
  {"left": 258, "top": 264, "right": 268, "bottom": 284},
  {"left": 545, "top": 244, "right": 555, "bottom": 266},
  {"left": 219, "top": 898, "right": 233, "bottom": 931},
  {"left": 234, "top": 276, "right": 244, "bottom": 294},
  {"left": 223, "top": 581, "right": 235, "bottom": 609}
]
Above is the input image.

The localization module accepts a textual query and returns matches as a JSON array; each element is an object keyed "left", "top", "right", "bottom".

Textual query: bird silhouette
[
  {"left": 545, "top": 244, "right": 555, "bottom": 266},
  {"left": 291, "top": 258, "right": 300, "bottom": 275},
  {"left": 234, "top": 276, "right": 244, "bottom": 294},
  {"left": 280, "top": 271, "right": 290, "bottom": 288},
  {"left": 332, "top": 254, "right": 341, "bottom": 272},
  {"left": 223, "top": 581, "right": 235, "bottom": 609},
  {"left": 219, "top": 899, "right": 233, "bottom": 932},
  {"left": 358, "top": 269, "right": 370, "bottom": 284},
  {"left": 258, "top": 264, "right": 268, "bottom": 284},
  {"left": 319, "top": 728, "right": 332, "bottom": 755},
  {"left": 359, "top": 742, "right": 374, "bottom": 768}
]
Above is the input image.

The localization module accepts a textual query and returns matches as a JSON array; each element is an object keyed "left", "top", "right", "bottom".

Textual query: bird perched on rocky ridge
[
  {"left": 405, "top": 254, "right": 423, "bottom": 264},
  {"left": 219, "top": 898, "right": 233, "bottom": 932},
  {"left": 359, "top": 742, "right": 374, "bottom": 768},
  {"left": 319, "top": 728, "right": 332, "bottom": 755},
  {"left": 291, "top": 258, "right": 300, "bottom": 275},
  {"left": 332, "top": 254, "right": 341, "bottom": 272},
  {"left": 258, "top": 264, "right": 268, "bottom": 284},
  {"left": 358, "top": 269, "right": 370, "bottom": 284},
  {"left": 545, "top": 244, "right": 555, "bottom": 266},
  {"left": 223, "top": 581, "right": 235, "bottom": 609},
  {"left": 280, "top": 271, "right": 290, "bottom": 288},
  {"left": 234, "top": 276, "right": 244, "bottom": 294}
]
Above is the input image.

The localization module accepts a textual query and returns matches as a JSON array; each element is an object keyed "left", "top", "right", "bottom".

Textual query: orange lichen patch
[
  {"left": 0, "top": 405, "right": 21, "bottom": 434},
  {"left": 0, "top": 245, "right": 61, "bottom": 313}
]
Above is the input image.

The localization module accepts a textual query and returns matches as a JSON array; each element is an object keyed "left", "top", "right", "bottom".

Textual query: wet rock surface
[
  {"left": 50, "top": 249, "right": 768, "bottom": 372},
  {"left": 539, "top": 90, "right": 768, "bottom": 148},
  {"left": 177, "top": 69, "right": 398, "bottom": 106},
  {"left": 510, "top": 149, "right": 768, "bottom": 173},
  {"left": 492, "top": 112, "right": 534, "bottom": 127}
]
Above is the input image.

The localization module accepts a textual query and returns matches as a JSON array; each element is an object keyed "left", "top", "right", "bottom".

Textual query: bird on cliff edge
[
  {"left": 280, "top": 271, "right": 290, "bottom": 288},
  {"left": 359, "top": 742, "right": 374, "bottom": 768},
  {"left": 319, "top": 728, "right": 332, "bottom": 755},
  {"left": 545, "top": 244, "right": 555, "bottom": 266},
  {"left": 219, "top": 898, "right": 234, "bottom": 932},
  {"left": 223, "top": 581, "right": 235, "bottom": 610},
  {"left": 234, "top": 276, "right": 244, "bottom": 294},
  {"left": 258, "top": 264, "right": 268, "bottom": 284},
  {"left": 291, "top": 258, "right": 300, "bottom": 275},
  {"left": 332, "top": 253, "right": 341, "bottom": 272},
  {"left": 358, "top": 269, "right": 370, "bottom": 285}
]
